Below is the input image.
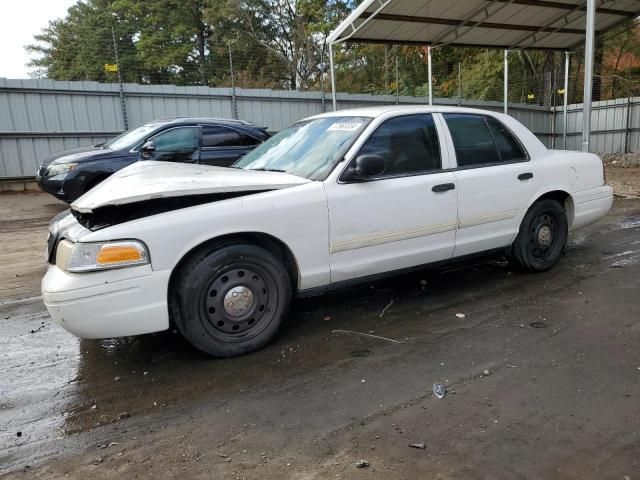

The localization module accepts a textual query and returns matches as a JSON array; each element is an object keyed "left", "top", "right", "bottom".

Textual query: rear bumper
[
  {"left": 42, "top": 264, "right": 171, "bottom": 338},
  {"left": 571, "top": 185, "right": 614, "bottom": 230}
]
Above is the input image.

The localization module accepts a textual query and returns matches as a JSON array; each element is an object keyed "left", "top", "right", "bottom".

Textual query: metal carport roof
[{"left": 327, "top": 0, "right": 640, "bottom": 151}]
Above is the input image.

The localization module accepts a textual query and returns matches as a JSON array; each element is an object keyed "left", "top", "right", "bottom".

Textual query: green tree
[{"left": 27, "top": 0, "right": 141, "bottom": 82}]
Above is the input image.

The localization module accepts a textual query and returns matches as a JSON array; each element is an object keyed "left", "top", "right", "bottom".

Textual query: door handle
[
  {"left": 518, "top": 172, "right": 534, "bottom": 181},
  {"left": 432, "top": 183, "right": 456, "bottom": 193}
]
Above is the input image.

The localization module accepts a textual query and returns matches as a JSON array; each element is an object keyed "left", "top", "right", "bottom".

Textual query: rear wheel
[
  {"left": 172, "top": 244, "right": 291, "bottom": 357},
  {"left": 512, "top": 199, "right": 568, "bottom": 272}
]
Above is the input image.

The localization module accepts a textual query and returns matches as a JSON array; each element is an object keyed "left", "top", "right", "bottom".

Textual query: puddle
[
  {"left": 606, "top": 249, "right": 640, "bottom": 267},
  {"left": 618, "top": 215, "right": 640, "bottom": 230}
]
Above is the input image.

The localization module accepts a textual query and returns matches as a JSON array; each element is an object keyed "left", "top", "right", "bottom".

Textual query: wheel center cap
[
  {"left": 223, "top": 286, "right": 254, "bottom": 317},
  {"left": 538, "top": 225, "right": 552, "bottom": 247}
]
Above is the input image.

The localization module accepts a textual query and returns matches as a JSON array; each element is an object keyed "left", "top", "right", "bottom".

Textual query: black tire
[
  {"left": 512, "top": 199, "right": 568, "bottom": 272},
  {"left": 171, "top": 244, "right": 292, "bottom": 357}
]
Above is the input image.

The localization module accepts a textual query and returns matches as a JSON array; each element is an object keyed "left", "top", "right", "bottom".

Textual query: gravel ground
[{"left": 600, "top": 152, "right": 640, "bottom": 168}]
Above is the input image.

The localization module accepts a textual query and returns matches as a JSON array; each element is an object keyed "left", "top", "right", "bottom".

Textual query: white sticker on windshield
[{"left": 328, "top": 122, "right": 363, "bottom": 132}]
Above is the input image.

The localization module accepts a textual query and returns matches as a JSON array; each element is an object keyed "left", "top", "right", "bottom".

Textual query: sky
[{"left": 0, "top": 0, "right": 77, "bottom": 79}]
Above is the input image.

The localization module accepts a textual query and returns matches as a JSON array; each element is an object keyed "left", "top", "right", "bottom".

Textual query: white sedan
[{"left": 42, "top": 106, "right": 613, "bottom": 357}]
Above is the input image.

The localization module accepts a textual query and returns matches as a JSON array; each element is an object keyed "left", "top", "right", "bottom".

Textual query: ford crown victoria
[{"left": 42, "top": 106, "right": 613, "bottom": 357}]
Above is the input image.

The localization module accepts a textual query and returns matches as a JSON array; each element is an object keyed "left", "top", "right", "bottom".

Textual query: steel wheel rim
[
  {"left": 200, "top": 264, "right": 277, "bottom": 342},
  {"left": 529, "top": 212, "right": 559, "bottom": 261}
]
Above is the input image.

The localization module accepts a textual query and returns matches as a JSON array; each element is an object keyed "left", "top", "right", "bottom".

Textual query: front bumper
[
  {"left": 38, "top": 175, "right": 69, "bottom": 200},
  {"left": 42, "top": 264, "right": 171, "bottom": 339}
]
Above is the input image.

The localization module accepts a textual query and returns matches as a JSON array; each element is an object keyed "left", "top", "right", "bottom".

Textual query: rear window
[
  {"left": 202, "top": 126, "right": 261, "bottom": 147},
  {"left": 443, "top": 114, "right": 526, "bottom": 167}
]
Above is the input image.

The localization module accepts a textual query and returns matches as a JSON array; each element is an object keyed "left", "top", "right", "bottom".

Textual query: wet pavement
[{"left": 1, "top": 193, "right": 640, "bottom": 479}]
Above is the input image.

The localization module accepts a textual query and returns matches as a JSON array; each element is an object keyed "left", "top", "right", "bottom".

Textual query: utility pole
[
  {"left": 458, "top": 62, "right": 462, "bottom": 107},
  {"left": 395, "top": 47, "right": 400, "bottom": 105},
  {"left": 111, "top": 25, "right": 128, "bottom": 130},
  {"left": 228, "top": 42, "right": 238, "bottom": 120}
]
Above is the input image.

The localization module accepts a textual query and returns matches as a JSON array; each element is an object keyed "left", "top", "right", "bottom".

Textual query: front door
[
  {"left": 142, "top": 126, "right": 200, "bottom": 163},
  {"left": 325, "top": 114, "right": 459, "bottom": 284},
  {"left": 440, "top": 113, "right": 540, "bottom": 257}
]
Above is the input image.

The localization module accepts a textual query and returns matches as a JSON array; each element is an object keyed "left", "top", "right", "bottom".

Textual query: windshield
[
  {"left": 234, "top": 116, "right": 370, "bottom": 180},
  {"left": 104, "top": 124, "right": 160, "bottom": 150}
]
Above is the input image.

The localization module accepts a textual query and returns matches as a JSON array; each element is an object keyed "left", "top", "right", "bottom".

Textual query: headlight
[
  {"left": 65, "top": 240, "right": 149, "bottom": 272},
  {"left": 47, "top": 162, "right": 78, "bottom": 177}
]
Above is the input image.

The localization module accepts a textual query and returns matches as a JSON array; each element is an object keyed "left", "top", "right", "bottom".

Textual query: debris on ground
[
  {"left": 379, "top": 300, "right": 394, "bottom": 318},
  {"left": 114, "top": 376, "right": 121, "bottom": 381},
  {"left": 432, "top": 383, "right": 446, "bottom": 399},
  {"left": 323, "top": 315, "right": 331, "bottom": 321},
  {"left": 117, "top": 412, "right": 131, "bottom": 419},
  {"left": 601, "top": 152, "right": 640, "bottom": 168},
  {"left": 482, "top": 369, "right": 491, "bottom": 376},
  {"left": 455, "top": 313, "right": 466, "bottom": 319},
  {"left": 331, "top": 329, "right": 402, "bottom": 344},
  {"left": 409, "top": 443, "right": 426, "bottom": 449},
  {"left": 356, "top": 459, "right": 369, "bottom": 468},
  {"left": 529, "top": 321, "right": 547, "bottom": 329},
  {"left": 16, "top": 431, "right": 22, "bottom": 437}
]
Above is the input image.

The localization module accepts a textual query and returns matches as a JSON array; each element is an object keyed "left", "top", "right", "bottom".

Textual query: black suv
[{"left": 37, "top": 117, "right": 270, "bottom": 202}]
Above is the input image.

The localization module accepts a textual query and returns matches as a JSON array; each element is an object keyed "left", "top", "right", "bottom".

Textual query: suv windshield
[
  {"left": 234, "top": 116, "right": 370, "bottom": 180},
  {"left": 104, "top": 124, "right": 160, "bottom": 150}
]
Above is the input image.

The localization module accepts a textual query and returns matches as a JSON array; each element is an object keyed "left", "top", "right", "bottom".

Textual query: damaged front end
[
  {"left": 68, "top": 161, "right": 311, "bottom": 230},
  {"left": 71, "top": 191, "right": 268, "bottom": 231}
]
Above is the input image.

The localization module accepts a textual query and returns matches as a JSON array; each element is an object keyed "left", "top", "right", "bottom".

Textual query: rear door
[
  {"left": 199, "top": 126, "right": 260, "bottom": 167},
  {"left": 440, "top": 113, "right": 540, "bottom": 257}
]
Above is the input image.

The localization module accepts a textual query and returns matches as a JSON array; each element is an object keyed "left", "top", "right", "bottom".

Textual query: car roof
[
  {"left": 150, "top": 117, "right": 258, "bottom": 128},
  {"left": 307, "top": 105, "right": 505, "bottom": 120}
]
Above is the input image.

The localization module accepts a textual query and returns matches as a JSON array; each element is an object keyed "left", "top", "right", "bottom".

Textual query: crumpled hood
[{"left": 71, "top": 161, "right": 311, "bottom": 213}]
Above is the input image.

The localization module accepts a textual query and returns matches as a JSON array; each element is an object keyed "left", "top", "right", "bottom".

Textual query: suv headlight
[
  {"left": 65, "top": 240, "right": 149, "bottom": 272},
  {"left": 47, "top": 162, "right": 78, "bottom": 177}
]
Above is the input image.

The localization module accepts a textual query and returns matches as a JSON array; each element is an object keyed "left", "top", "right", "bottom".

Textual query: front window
[
  {"left": 151, "top": 127, "right": 199, "bottom": 152},
  {"left": 104, "top": 124, "right": 159, "bottom": 150},
  {"left": 356, "top": 114, "right": 442, "bottom": 177},
  {"left": 234, "top": 116, "right": 370, "bottom": 180}
]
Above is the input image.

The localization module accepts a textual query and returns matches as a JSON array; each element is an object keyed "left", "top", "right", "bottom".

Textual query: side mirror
[
  {"left": 141, "top": 141, "right": 156, "bottom": 152},
  {"left": 140, "top": 141, "right": 156, "bottom": 159},
  {"left": 353, "top": 154, "right": 386, "bottom": 180}
]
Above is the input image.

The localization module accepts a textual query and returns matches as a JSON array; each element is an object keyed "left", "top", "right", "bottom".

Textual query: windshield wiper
[{"left": 249, "top": 167, "right": 287, "bottom": 173}]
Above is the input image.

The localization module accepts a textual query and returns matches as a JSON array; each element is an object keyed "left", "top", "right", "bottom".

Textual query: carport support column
[
  {"left": 503, "top": 49, "right": 509, "bottom": 115},
  {"left": 582, "top": 0, "right": 596, "bottom": 152},
  {"left": 563, "top": 51, "right": 570, "bottom": 149},
  {"left": 428, "top": 46, "right": 433, "bottom": 106},
  {"left": 329, "top": 42, "right": 337, "bottom": 111}
]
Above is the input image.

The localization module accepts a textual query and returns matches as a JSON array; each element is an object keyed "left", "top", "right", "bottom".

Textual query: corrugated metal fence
[{"left": 0, "top": 77, "right": 636, "bottom": 179}]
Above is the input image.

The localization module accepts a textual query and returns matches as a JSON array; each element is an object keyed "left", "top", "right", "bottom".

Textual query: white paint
[
  {"left": 43, "top": 105, "right": 614, "bottom": 341},
  {"left": 71, "top": 161, "right": 310, "bottom": 213}
]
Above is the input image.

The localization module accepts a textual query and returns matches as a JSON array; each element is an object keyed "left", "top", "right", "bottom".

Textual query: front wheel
[
  {"left": 172, "top": 244, "right": 292, "bottom": 357},
  {"left": 512, "top": 199, "right": 568, "bottom": 272}
]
